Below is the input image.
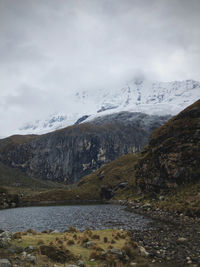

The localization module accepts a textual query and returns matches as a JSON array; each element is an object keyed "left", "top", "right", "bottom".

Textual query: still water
[{"left": 0, "top": 204, "right": 151, "bottom": 232}]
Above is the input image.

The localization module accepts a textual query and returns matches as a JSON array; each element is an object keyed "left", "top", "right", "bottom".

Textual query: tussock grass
[
  {"left": 9, "top": 229, "right": 150, "bottom": 266},
  {"left": 10, "top": 228, "right": 148, "bottom": 266}
]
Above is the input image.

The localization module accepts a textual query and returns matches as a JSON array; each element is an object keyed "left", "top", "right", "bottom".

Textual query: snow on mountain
[{"left": 19, "top": 79, "right": 200, "bottom": 135}]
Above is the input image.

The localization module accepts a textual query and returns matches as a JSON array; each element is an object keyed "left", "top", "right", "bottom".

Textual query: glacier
[{"left": 19, "top": 79, "right": 200, "bottom": 135}]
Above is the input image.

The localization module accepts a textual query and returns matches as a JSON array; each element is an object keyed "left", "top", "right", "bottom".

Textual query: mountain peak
[{"left": 17, "top": 79, "right": 200, "bottom": 136}]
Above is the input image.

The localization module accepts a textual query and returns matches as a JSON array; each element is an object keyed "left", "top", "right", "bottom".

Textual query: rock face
[
  {"left": 136, "top": 99, "right": 200, "bottom": 194},
  {"left": 0, "top": 112, "right": 170, "bottom": 183}
]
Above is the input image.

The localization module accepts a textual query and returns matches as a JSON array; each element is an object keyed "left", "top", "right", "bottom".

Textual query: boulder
[
  {"left": 51, "top": 230, "right": 60, "bottom": 234},
  {"left": 0, "top": 259, "right": 12, "bottom": 267},
  {"left": 0, "top": 231, "right": 12, "bottom": 239},
  {"left": 139, "top": 246, "right": 149, "bottom": 257},
  {"left": 77, "top": 260, "right": 85, "bottom": 267},
  {"left": 177, "top": 237, "right": 188, "bottom": 243},
  {"left": 7, "top": 245, "right": 23, "bottom": 254},
  {"left": 109, "top": 248, "right": 123, "bottom": 257},
  {"left": 25, "top": 245, "right": 35, "bottom": 253},
  {"left": 83, "top": 241, "right": 96, "bottom": 248},
  {"left": 107, "top": 248, "right": 125, "bottom": 260},
  {"left": 26, "top": 254, "right": 37, "bottom": 265},
  {"left": 0, "top": 239, "right": 10, "bottom": 249}
]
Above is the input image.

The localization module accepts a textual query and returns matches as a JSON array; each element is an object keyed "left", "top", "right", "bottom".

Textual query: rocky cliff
[
  {"left": 0, "top": 112, "right": 169, "bottom": 183},
  {"left": 136, "top": 99, "right": 200, "bottom": 194}
]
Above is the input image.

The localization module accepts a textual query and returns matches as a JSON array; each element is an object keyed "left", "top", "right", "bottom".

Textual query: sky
[{"left": 0, "top": 0, "right": 200, "bottom": 137}]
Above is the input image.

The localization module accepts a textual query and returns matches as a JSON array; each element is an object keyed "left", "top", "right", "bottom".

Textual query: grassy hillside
[
  {"left": 21, "top": 153, "right": 140, "bottom": 203},
  {"left": 0, "top": 134, "right": 38, "bottom": 153},
  {"left": 77, "top": 153, "right": 139, "bottom": 200},
  {"left": 0, "top": 162, "right": 65, "bottom": 195},
  {"left": 154, "top": 180, "right": 200, "bottom": 216}
]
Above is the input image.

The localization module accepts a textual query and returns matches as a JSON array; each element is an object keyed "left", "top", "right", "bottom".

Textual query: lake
[{"left": 0, "top": 204, "right": 152, "bottom": 232}]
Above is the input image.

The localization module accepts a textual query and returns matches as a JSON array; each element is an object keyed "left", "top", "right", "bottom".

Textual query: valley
[
  {"left": 0, "top": 98, "right": 200, "bottom": 266},
  {"left": 1, "top": 0, "right": 200, "bottom": 265}
]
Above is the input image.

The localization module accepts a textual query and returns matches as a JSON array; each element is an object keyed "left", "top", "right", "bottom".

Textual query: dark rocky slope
[
  {"left": 135, "top": 99, "right": 200, "bottom": 194},
  {"left": 0, "top": 112, "right": 169, "bottom": 183},
  {"left": 0, "top": 187, "right": 19, "bottom": 209},
  {"left": 72, "top": 99, "right": 200, "bottom": 216}
]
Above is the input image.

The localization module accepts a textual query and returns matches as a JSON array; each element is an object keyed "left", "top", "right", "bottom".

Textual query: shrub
[
  {"left": 67, "top": 239, "right": 75, "bottom": 245},
  {"left": 91, "top": 234, "right": 100, "bottom": 240},
  {"left": 104, "top": 237, "right": 108, "bottom": 243}
]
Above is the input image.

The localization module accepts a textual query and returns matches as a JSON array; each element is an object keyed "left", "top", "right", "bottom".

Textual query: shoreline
[
  {"left": 0, "top": 199, "right": 200, "bottom": 265},
  {"left": 110, "top": 199, "right": 200, "bottom": 266},
  {"left": 0, "top": 199, "right": 108, "bottom": 210},
  {"left": 20, "top": 199, "right": 107, "bottom": 207}
]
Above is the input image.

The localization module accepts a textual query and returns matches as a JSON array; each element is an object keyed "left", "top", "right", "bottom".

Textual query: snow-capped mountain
[{"left": 19, "top": 79, "right": 200, "bottom": 134}]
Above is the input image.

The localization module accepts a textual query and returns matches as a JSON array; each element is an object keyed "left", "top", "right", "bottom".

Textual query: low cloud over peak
[{"left": 0, "top": 0, "right": 200, "bottom": 136}]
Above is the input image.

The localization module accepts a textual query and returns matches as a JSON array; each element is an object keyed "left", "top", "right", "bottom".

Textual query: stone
[
  {"left": 10, "top": 202, "right": 16, "bottom": 208},
  {"left": 124, "top": 255, "right": 129, "bottom": 261},
  {"left": 0, "top": 239, "right": 10, "bottom": 249},
  {"left": 26, "top": 254, "right": 37, "bottom": 264},
  {"left": 83, "top": 241, "right": 96, "bottom": 248},
  {"left": 177, "top": 237, "right": 188, "bottom": 243},
  {"left": 25, "top": 245, "right": 35, "bottom": 253},
  {"left": 108, "top": 248, "right": 123, "bottom": 258},
  {"left": 2, "top": 203, "right": 9, "bottom": 209},
  {"left": 0, "top": 231, "right": 12, "bottom": 239},
  {"left": 21, "top": 251, "right": 27, "bottom": 258},
  {"left": 65, "top": 266, "right": 79, "bottom": 267},
  {"left": 77, "top": 260, "right": 85, "bottom": 267},
  {"left": 139, "top": 246, "right": 149, "bottom": 257},
  {"left": 0, "top": 259, "right": 12, "bottom": 267},
  {"left": 51, "top": 230, "right": 60, "bottom": 234},
  {"left": 7, "top": 245, "right": 23, "bottom": 254}
]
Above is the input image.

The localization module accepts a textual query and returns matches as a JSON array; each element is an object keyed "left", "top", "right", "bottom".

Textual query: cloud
[{"left": 0, "top": 0, "right": 200, "bottom": 136}]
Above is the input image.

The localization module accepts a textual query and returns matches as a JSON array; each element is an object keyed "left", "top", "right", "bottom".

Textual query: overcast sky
[{"left": 0, "top": 0, "right": 200, "bottom": 137}]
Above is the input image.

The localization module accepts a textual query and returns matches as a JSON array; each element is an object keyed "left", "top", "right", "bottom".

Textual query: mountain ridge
[
  {"left": 16, "top": 79, "right": 200, "bottom": 136},
  {"left": 0, "top": 112, "right": 170, "bottom": 183},
  {"left": 135, "top": 98, "right": 200, "bottom": 194}
]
